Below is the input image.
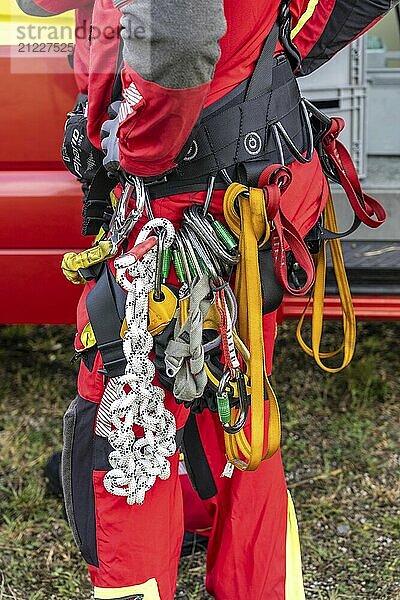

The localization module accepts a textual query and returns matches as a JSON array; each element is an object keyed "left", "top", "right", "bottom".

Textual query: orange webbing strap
[
  {"left": 296, "top": 190, "right": 356, "bottom": 373},
  {"left": 223, "top": 183, "right": 281, "bottom": 471}
]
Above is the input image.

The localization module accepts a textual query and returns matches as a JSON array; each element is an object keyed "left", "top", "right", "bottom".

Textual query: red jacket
[
  {"left": 86, "top": 0, "right": 397, "bottom": 177},
  {"left": 17, "top": 0, "right": 398, "bottom": 174}
]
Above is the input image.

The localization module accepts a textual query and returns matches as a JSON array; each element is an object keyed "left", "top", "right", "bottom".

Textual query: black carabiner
[
  {"left": 153, "top": 228, "right": 166, "bottom": 301},
  {"left": 217, "top": 368, "right": 249, "bottom": 435}
]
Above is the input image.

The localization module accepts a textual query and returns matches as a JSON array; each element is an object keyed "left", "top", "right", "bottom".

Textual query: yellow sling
[
  {"left": 223, "top": 183, "right": 281, "bottom": 471},
  {"left": 296, "top": 190, "right": 356, "bottom": 373}
]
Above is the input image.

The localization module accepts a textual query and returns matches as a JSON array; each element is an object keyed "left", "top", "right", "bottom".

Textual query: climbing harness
[{"left": 62, "top": 2, "right": 388, "bottom": 495}]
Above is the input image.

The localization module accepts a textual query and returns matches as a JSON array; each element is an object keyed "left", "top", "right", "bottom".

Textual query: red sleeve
[
  {"left": 113, "top": 0, "right": 225, "bottom": 177},
  {"left": 117, "top": 66, "right": 210, "bottom": 177}
]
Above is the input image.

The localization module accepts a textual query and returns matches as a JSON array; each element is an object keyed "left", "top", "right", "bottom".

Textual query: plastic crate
[
  {"left": 300, "top": 86, "right": 367, "bottom": 178},
  {"left": 299, "top": 37, "right": 366, "bottom": 89},
  {"left": 367, "top": 69, "right": 400, "bottom": 154}
]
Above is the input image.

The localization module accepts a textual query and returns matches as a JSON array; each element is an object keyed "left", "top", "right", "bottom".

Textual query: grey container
[
  {"left": 299, "top": 37, "right": 366, "bottom": 90},
  {"left": 366, "top": 69, "right": 400, "bottom": 155}
]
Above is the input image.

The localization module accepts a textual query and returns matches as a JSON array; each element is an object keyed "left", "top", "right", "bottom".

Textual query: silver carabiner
[
  {"left": 109, "top": 176, "right": 146, "bottom": 253},
  {"left": 174, "top": 231, "right": 193, "bottom": 285},
  {"left": 183, "top": 205, "right": 239, "bottom": 267},
  {"left": 182, "top": 225, "right": 221, "bottom": 283},
  {"left": 179, "top": 229, "right": 203, "bottom": 280}
]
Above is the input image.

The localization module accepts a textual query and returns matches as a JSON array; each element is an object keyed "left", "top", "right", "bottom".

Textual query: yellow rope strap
[
  {"left": 296, "top": 191, "right": 356, "bottom": 373},
  {"left": 223, "top": 183, "right": 281, "bottom": 471}
]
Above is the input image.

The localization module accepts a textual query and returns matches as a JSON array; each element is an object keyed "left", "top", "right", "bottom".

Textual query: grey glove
[{"left": 100, "top": 101, "right": 121, "bottom": 173}]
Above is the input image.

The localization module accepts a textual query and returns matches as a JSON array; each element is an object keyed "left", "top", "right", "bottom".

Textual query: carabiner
[
  {"left": 217, "top": 368, "right": 249, "bottom": 435},
  {"left": 182, "top": 225, "right": 221, "bottom": 284},
  {"left": 179, "top": 229, "right": 203, "bottom": 280},
  {"left": 109, "top": 176, "right": 146, "bottom": 254},
  {"left": 153, "top": 229, "right": 166, "bottom": 301},
  {"left": 183, "top": 205, "right": 239, "bottom": 267},
  {"left": 174, "top": 231, "right": 193, "bottom": 285}
]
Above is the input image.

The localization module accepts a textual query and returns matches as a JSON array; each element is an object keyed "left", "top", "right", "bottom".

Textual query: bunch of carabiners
[{"left": 108, "top": 171, "right": 251, "bottom": 436}]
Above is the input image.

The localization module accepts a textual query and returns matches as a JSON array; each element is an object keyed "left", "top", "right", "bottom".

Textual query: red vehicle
[
  {"left": 0, "top": 7, "right": 84, "bottom": 323},
  {"left": 1, "top": 5, "right": 399, "bottom": 325}
]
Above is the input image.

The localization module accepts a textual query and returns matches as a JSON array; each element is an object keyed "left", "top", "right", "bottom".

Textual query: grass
[{"left": 0, "top": 320, "right": 399, "bottom": 599}]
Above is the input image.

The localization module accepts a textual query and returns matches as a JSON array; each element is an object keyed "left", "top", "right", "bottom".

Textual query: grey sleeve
[
  {"left": 115, "top": 0, "right": 226, "bottom": 89},
  {"left": 16, "top": 0, "right": 54, "bottom": 17}
]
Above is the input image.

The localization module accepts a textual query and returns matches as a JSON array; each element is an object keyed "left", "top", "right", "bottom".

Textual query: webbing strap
[
  {"left": 296, "top": 190, "right": 356, "bottom": 373},
  {"left": 245, "top": 24, "right": 279, "bottom": 101},
  {"left": 322, "top": 118, "right": 386, "bottom": 229},
  {"left": 223, "top": 183, "right": 281, "bottom": 471},
  {"left": 259, "top": 165, "right": 315, "bottom": 296},
  {"left": 86, "top": 264, "right": 127, "bottom": 378}
]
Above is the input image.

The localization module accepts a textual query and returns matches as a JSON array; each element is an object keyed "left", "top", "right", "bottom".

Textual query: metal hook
[
  {"left": 272, "top": 106, "right": 313, "bottom": 165},
  {"left": 203, "top": 173, "right": 217, "bottom": 216},
  {"left": 217, "top": 368, "right": 249, "bottom": 435},
  {"left": 153, "top": 228, "right": 166, "bottom": 301}
]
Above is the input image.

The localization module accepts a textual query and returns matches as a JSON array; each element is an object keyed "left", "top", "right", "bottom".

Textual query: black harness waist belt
[{"left": 148, "top": 29, "right": 312, "bottom": 199}]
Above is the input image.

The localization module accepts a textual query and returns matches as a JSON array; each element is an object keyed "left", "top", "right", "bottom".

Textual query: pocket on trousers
[{"left": 62, "top": 395, "right": 99, "bottom": 567}]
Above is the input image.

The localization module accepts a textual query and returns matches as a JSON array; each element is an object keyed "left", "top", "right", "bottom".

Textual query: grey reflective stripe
[
  {"left": 16, "top": 0, "right": 54, "bottom": 17},
  {"left": 116, "top": 0, "right": 226, "bottom": 88}
]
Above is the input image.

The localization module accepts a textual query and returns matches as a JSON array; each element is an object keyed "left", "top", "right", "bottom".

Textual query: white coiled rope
[{"left": 97, "top": 218, "right": 176, "bottom": 505}]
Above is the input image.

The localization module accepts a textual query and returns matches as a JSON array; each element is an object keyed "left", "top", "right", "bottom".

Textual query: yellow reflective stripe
[
  {"left": 291, "top": 0, "right": 320, "bottom": 39},
  {"left": 285, "top": 492, "right": 306, "bottom": 600},
  {"left": 94, "top": 578, "right": 160, "bottom": 599}
]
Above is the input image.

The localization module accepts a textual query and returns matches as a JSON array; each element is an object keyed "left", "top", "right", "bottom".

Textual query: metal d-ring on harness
[{"left": 271, "top": 98, "right": 314, "bottom": 166}]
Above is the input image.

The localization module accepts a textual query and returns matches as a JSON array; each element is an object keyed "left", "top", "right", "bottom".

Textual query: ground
[{"left": 0, "top": 320, "right": 399, "bottom": 600}]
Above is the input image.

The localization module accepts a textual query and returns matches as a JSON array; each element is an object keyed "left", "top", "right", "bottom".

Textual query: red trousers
[{"left": 64, "top": 174, "right": 326, "bottom": 598}]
